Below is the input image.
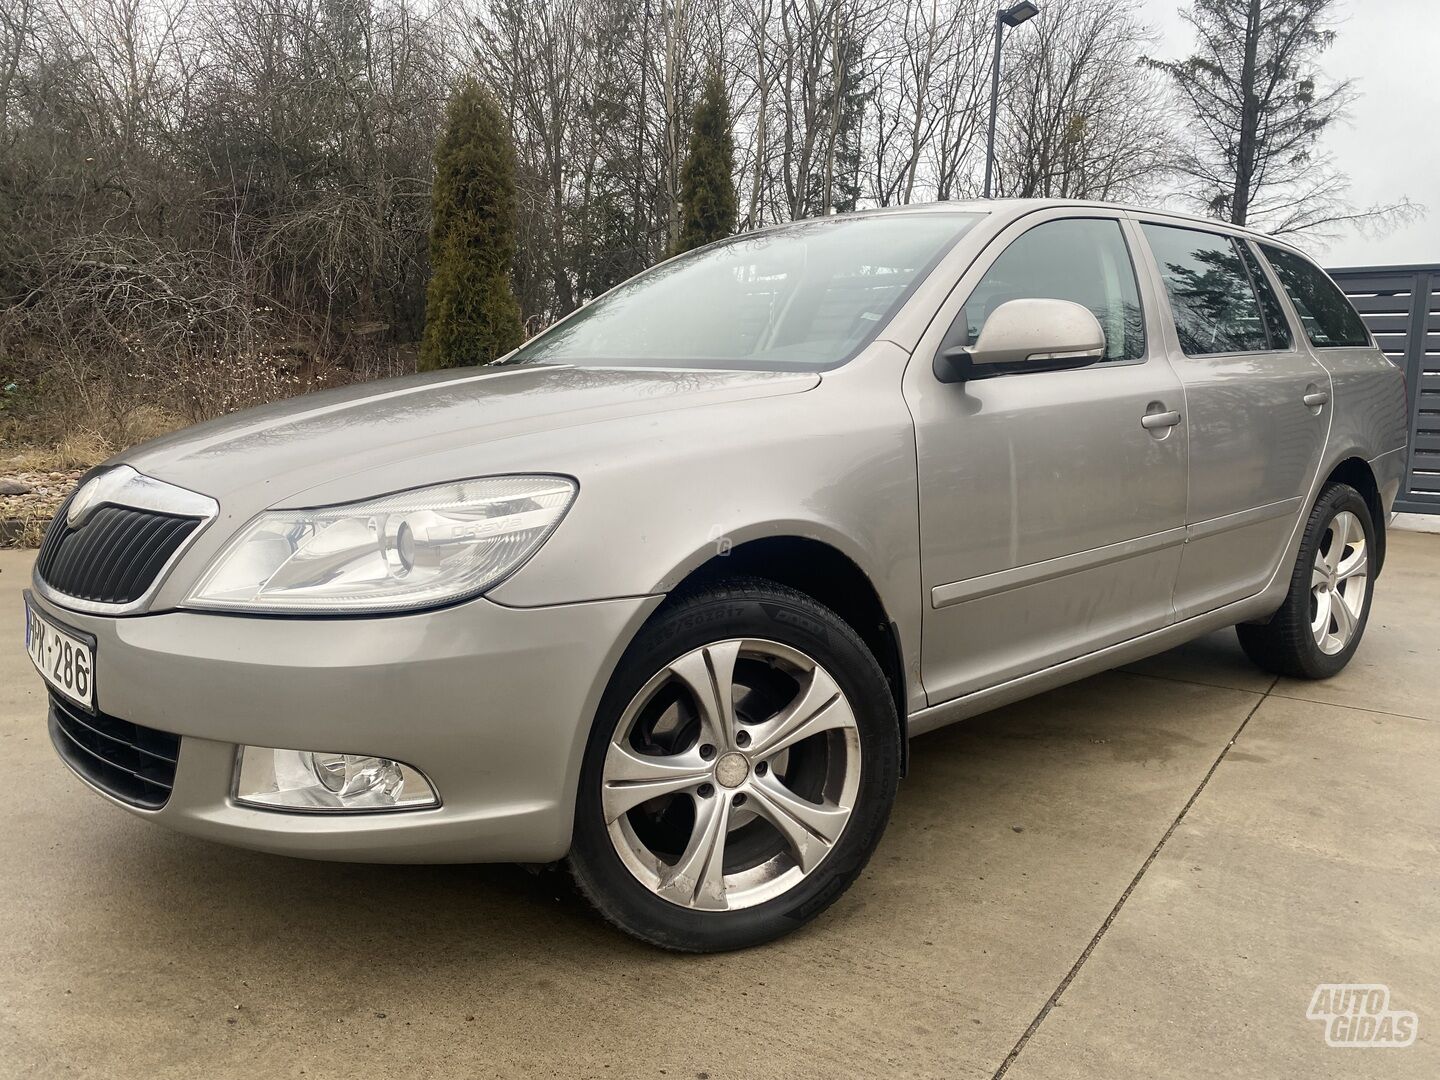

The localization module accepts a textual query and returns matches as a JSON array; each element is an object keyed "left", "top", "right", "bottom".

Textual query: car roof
[{"left": 831, "top": 199, "right": 1313, "bottom": 258}]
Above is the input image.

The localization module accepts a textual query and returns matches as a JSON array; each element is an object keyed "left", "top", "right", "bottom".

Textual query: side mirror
[{"left": 934, "top": 298, "right": 1106, "bottom": 384}]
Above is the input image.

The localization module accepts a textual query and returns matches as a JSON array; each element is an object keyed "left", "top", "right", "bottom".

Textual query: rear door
[
  {"left": 1136, "top": 221, "right": 1331, "bottom": 618},
  {"left": 904, "top": 209, "right": 1188, "bottom": 704}
]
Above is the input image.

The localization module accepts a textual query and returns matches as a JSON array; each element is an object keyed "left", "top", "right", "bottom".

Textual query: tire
[
  {"left": 568, "top": 578, "right": 901, "bottom": 952},
  {"left": 1237, "top": 482, "right": 1376, "bottom": 680}
]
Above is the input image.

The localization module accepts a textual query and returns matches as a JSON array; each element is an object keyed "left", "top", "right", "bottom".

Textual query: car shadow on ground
[
  {"left": 42, "top": 655, "right": 1255, "bottom": 976},
  {"left": 15, "top": 624, "right": 1421, "bottom": 1077}
]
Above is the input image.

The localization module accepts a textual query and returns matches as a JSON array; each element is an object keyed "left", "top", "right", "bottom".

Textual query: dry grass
[
  {"left": 0, "top": 337, "right": 415, "bottom": 547},
  {"left": 6, "top": 432, "right": 110, "bottom": 472},
  {"left": 1, "top": 405, "right": 183, "bottom": 468},
  {"left": 1, "top": 406, "right": 189, "bottom": 548}
]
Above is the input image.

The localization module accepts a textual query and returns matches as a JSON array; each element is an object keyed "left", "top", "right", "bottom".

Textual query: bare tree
[
  {"left": 0, "top": 0, "right": 44, "bottom": 138},
  {"left": 18, "top": 0, "right": 1387, "bottom": 451},
  {"left": 995, "top": 0, "right": 1173, "bottom": 202},
  {"left": 1, "top": 0, "right": 451, "bottom": 443},
  {"left": 865, "top": 0, "right": 988, "bottom": 205},
  {"left": 736, "top": 0, "right": 774, "bottom": 227}
]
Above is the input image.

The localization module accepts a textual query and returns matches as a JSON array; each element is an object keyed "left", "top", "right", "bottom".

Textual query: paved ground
[{"left": 1, "top": 532, "right": 1436, "bottom": 1079}]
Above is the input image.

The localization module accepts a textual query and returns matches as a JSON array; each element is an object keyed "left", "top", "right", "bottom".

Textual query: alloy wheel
[
  {"left": 601, "top": 638, "right": 862, "bottom": 911},
  {"left": 1310, "top": 509, "right": 1369, "bottom": 655}
]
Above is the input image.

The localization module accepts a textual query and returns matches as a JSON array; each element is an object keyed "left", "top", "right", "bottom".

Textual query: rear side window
[
  {"left": 1259, "top": 245, "right": 1371, "bottom": 348},
  {"left": 1142, "top": 223, "right": 1275, "bottom": 355},
  {"left": 961, "top": 218, "right": 1145, "bottom": 363}
]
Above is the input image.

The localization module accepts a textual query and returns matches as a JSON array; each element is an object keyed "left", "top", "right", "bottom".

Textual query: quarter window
[
  {"left": 1239, "top": 242, "right": 1293, "bottom": 349},
  {"left": 1142, "top": 223, "right": 1275, "bottom": 356},
  {"left": 1259, "top": 245, "right": 1371, "bottom": 348},
  {"left": 960, "top": 218, "right": 1145, "bottom": 363}
]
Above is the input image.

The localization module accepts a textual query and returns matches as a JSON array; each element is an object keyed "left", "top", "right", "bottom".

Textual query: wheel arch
[
  {"left": 662, "top": 535, "right": 910, "bottom": 775},
  {"left": 1324, "top": 455, "right": 1386, "bottom": 576}
]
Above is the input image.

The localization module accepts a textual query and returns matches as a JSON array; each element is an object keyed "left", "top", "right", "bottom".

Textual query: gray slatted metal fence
[{"left": 1328, "top": 264, "right": 1439, "bottom": 515}]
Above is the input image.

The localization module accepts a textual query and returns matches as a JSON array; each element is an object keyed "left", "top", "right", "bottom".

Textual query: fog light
[{"left": 235, "top": 746, "right": 438, "bottom": 811}]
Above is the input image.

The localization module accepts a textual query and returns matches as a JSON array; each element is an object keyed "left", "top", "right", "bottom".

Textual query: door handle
[
  {"left": 1303, "top": 390, "right": 1329, "bottom": 407},
  {"left": 1141, "top": 410, "right": 1182, "bottom": 430}
]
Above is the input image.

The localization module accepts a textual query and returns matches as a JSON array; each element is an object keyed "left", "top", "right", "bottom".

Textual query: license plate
[{"left": 24, "top": 593, "right": 95, "bottom": 711}]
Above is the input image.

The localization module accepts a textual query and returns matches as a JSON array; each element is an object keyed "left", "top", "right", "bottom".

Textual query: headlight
[
  {"left": 235, "top": 746, "right": 438, "bottom": 811},
  {"left": 187, "top": 475, "right": 576, "bottom": 613}
]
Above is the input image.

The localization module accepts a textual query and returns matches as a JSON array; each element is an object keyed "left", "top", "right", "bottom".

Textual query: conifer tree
[
  {"left": 1144, "top": 0, "right": 1409, "bottom": 234},
  {"left": 675, "top": 68, "right": 738, "bottom": 255},
  {"left": 420, "top": 80, "right": 524, "bottom": 370}
]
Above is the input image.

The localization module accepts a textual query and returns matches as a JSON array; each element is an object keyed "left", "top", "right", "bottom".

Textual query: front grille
[
  {"left": 36, "top": 498, "right": 201, "bottom": 606},
  {"left": 48, "top": 694, "right": 180, "bottom": 809}
]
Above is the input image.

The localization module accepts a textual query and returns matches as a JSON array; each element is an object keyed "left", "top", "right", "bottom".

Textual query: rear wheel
[
  {"left": 568, "top": 580, "right": 900, "bottom": 951},
  {"left": 1237, "top": 483, "right": 1375, "bottom": 679}
]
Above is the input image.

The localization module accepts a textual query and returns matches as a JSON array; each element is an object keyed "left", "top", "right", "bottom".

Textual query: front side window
[
  {"left": 507, "top": 213, "right": 983, "bottom": 372},
  {"left": 1142, "top": 223, "right": 1274, "bottom": 356},
  {"left": 960, "top": 218, "right": 1145, "bottom": 363},
  {"left": 1259, "top": 244, "right": 1371, "bottom": 348}
]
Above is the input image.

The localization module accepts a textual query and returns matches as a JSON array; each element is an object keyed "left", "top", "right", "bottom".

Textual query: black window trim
[
  {"left": 1139, "top": 219, "right": 1290, "bottom": 360},
  {"left": 1236, "top": 238, "right": 1297, "bottom": 353},
  {"left": 1255, "top": 241, "right": 1375, "bottom": 351}
]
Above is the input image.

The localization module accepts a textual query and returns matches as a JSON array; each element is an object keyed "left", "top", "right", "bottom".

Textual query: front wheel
[
  {"left": 1237, "top": 482, "right": 1376, "bottom": 679},
  {"left": 568, "top": 580, "right": 900, "bottom": 952}
]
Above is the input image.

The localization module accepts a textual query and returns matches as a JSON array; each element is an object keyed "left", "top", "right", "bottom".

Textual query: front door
[
  {"left": 1135, "top": 221, "right": 1331, "bottom": 619},
  {"left": 903, "top": 211, "right": 1189, "bottom": 705}
]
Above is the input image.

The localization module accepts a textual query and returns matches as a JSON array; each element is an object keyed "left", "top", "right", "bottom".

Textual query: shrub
[
  {"left": 419, "top": 81, "right": 525, "bottom": 370},
  {"left": 676, "top": 68, "right": 738, "bottom": 255}
]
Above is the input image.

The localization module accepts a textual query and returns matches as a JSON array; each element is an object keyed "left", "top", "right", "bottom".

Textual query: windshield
[{"left": 508, "top": 212, "right": 983, "bottom": 371}]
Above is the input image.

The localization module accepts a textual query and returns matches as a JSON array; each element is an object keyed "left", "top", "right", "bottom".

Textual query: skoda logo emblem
[{"left": 66, "top": 475, "right": 104, "bottom": 528}]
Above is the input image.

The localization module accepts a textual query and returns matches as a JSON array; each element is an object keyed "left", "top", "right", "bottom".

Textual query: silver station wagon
[{"left": 26, "top": 200, "right": 1408, "bottom": 951}]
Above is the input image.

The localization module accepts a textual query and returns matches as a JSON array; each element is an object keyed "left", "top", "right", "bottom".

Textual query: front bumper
[{"left": 31, "top": 589, "right": 661, "bottom": 863}]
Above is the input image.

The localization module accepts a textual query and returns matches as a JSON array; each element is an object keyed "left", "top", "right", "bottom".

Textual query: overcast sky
[{"left": 1141, "top": 0, "right": 1439, "bottom": 267}]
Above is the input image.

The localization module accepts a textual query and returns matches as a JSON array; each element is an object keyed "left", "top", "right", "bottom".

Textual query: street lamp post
[{"left": 983, "top": 1, "right": 1039, "bottom": 200}]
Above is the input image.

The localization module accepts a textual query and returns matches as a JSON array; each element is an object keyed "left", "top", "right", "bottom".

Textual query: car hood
[{"left": 120, "top": 363, "right": 819, "bottom": 510}]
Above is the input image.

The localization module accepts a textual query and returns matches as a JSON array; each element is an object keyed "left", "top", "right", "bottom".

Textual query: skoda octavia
[{"left": 26, "top": 200, "right": 1407, "bottom": 951}]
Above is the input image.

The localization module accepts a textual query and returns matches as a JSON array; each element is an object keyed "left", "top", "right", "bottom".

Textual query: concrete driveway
[{"left": 1, "top": 532, "right": 1436, "bottom": 1079}]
